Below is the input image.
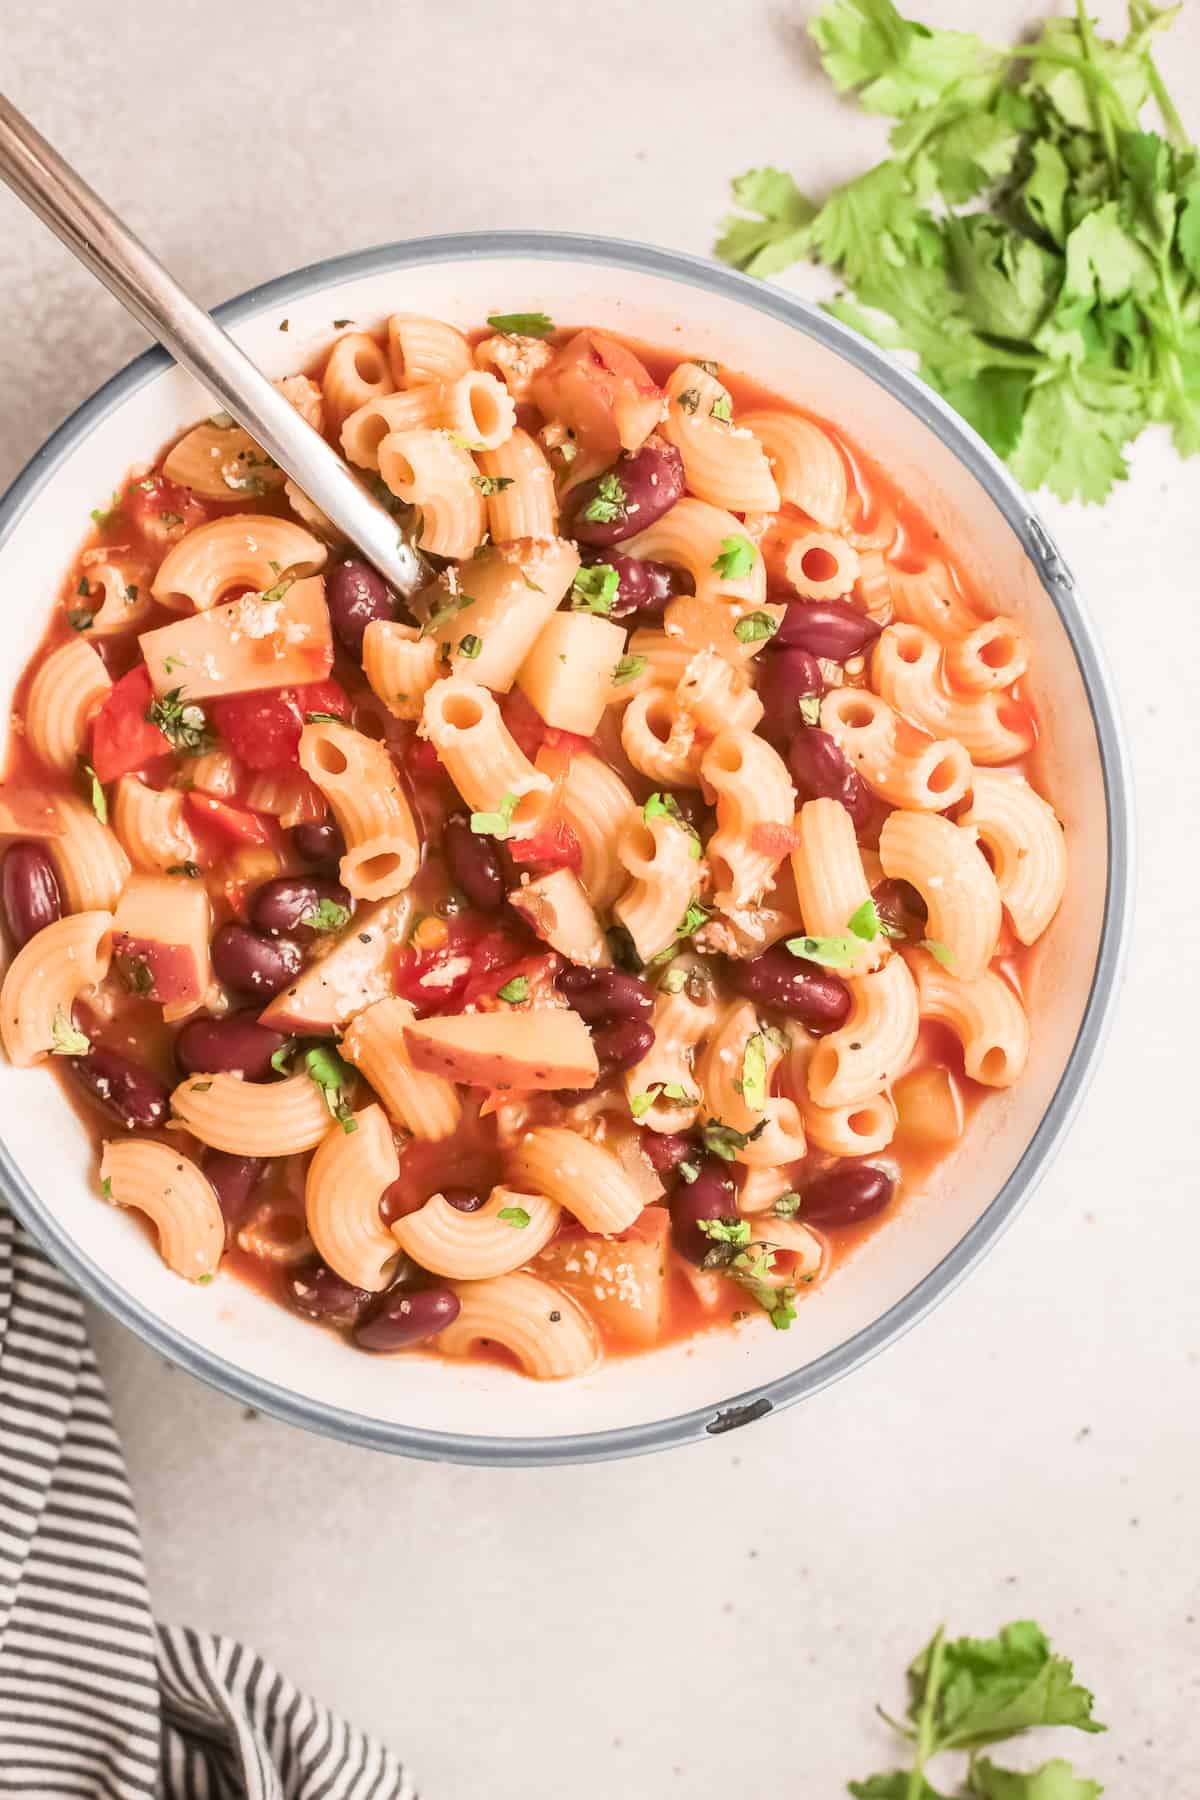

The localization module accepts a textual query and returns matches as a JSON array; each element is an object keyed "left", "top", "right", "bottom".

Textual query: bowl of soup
[{"left": 0, "top": 233, "right": 1132, "bottom": 1462}]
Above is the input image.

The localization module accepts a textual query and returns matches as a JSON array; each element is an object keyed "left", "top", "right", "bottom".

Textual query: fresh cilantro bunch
[
  {"left": 715, "top": 0, "right": 1200, "bottom": 502},
  {"left": 850, "top": 1619, "right": 1105, "bottom": 1797}
]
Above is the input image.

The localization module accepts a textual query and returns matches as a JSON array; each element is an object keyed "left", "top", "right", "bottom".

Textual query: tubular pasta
[
  {"left": 878, "top": 810, "right": 1002, "bottom": 983},
  {"left": 820, "top": 687, "right": 972, "bottom": 812},
  {"left": 387, "top": 314, "right": 473, "bottom": 388},
  {"left": 612, "top": 810, "right": 701, "bottom": 963},
  {"left": 474, "top": 429, "right": 559, "bottom": 542},
  {"left": 322, "top": 331, "right": 394, "bottom": 438},
  {"left": 99, "top": 1139, "right": 223, "bottom": 1282},
  {"left": 276, "top": 374, "right": 324, "bottom": 434},
  {"left": 623, "top": 959, "right": 717, "bottom": 1133},
  {"left": 298, "top": 720, "right": 420, "bottom": 901},
  {"left": 427, "top": 538, "right": 579, "bottom": 693},
  {"left": 240, "top": 765, "right": 326, "bottom": 830},
  {"left": 557, "top": 752, "right": 638, "bottom": 911},
  {"left": 392, "top": 1186, "right": 560, "bottom": 1281},
  {"left": 439, "top": 1272, "right": 600, "bottom": 1380},
  {"left": 341, "top": 996, "right": 461, "bottom": 1140},
  {"left": 888, "top": 558, "right": 982, "bottom": 639},
  {"left": 697, "top": 1000, "right": 807, "bottom": 1168},
  {"left": 790, "top": 798, "right": 880, "bottom": 974},
  {"left": 944, "top": 616, "right": 1030, "bottom": 693},
  {"left": 112, "top": 777, "right": 199, "bottom": 874},
  {"left": 362, "top": 620, "right": 441, "bottom": 721},
  {"left": 622, "top": 497, "right": 767, "bottom": 607},
  {"left": 474, "top": 333, "right": 554, "bottom": 402},
  {"left": 737, "top": 1164, "right": 797, "bottom": 1218},
  {"left": 0, "top": 911, "right": 112, "bottom": 1067},
  {"left": 25, "top": 637, "right": 111, "bottom": 774},
  {"left": 508, "top": 1127, "right": 645, "bottom": 1235},
  {"left": 906, "top": 947, "right": 1030, "bottom": 1087},
  {"left": 677, "top": 649, "right": 764, "bottom": 736},
  {"left": 162, "top": 422, "right": 283, "bottom": 502},
  {"left": 659, "top": 363, "right": 779, "bottom": 514},
  {"left": 701, "top": 728, "right": 796, "bottom": 909},
  {"left": 178, "top": 748, "right": 241, "bottom": 798},
  {"left": 377, "top": 429, "right": 486, "bottom": 560},
  {"left": 800, "top": 1089, "right": 897, "bottom": 1156},
  {"left": 738, "top": 411, "right": 847, "bottom": 527},
  {"left": 305, "top": 1103, "right": 400, "bottom": 1291},
  {"left": 873, "top": 624, "right": 1034, "bottom": 764},
  {"left": 170, "top": 1071, "right": 333, "bottom": 1155},
  {"left": 340, "top": 372, "right": 515, "bottom": 468},
  {"left": 806, "top": 954, "right": 919, "bottom": 1110},
  {"left": 150, "top": 516, "right": 326, "bottom": 613},
  {"left": 72, "top": 559, "right": 154, "bottom": 635},
  {"left": 854, "top": 549, "right": 894, "bottom": 623},
  {"left": 782, "top": 527, "right": 860, "bottom": 601},
  {"left": 959, "top": 770, "right": 1067, "bottom": 946},
  {"left": 49, "top": 795, "right": 131, "bottom": 914},
  {"left": 747, "top": 1215, "right": 825, "bottom": 1289},
  {"left": 421, "top": 678, "right": 551, "bottom": 827},
  {"left": 620, "top": 688, "right": 703, "bottom": 789},
  {"left": 508, "top": 869, "right": 610, "bottom": 968}
]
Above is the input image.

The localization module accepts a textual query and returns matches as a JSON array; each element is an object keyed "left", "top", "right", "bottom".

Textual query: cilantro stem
[
  {"left": 1072, "top": 1, "right": 1120, "bottom": 179},
  {"left": 909, "top": 1625, "right": 946, "bottom": 1799},
  {"left": 1145, "top": 56, "right": 1190, "bottom": 152}
]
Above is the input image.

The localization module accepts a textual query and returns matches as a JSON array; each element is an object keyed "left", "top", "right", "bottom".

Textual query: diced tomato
[
  {"left": 124, "top": 474, "right": 207, "bottom": 547},
  {"left": 463, "top": 950, "right": 558, "bottom": 1013},
  {"left": 295, "top": 677, "right": 350, "bottom": 721},
  {"left": 185, "top": 793, "right": 271, "bottom": 845},
  {"left": 531, "top": 330, "right": 662, "bottom": 454},
  {"left": 90, "top": 665, "right": 171, "bottom": 782},
  {"left": 508, "top": 817, "right": 583, "bottom": 875},
  {"left": 211, "top": 689, "right": 304, "bottom": 770},
  {"left": 392, "top": 916, "right": 530, "bottom": 1018},
  {"left": 403, "top": 734, "right": 449, "bottom": 784},
  {"left": 749, "top": 820, "right": 801, "bottom": 858},
  {"left": 498, "top": 690, "right": 546, "bottom": 761}
]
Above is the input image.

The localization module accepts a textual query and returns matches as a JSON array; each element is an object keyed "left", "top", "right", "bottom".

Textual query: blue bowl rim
[{"left": 0, "top": 229, "right": 1134, "bottom": 1466}]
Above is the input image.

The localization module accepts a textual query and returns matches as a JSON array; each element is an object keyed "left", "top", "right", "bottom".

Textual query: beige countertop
[{"left": 2, "top": 2, "right": 1198, "bottom": 1794}]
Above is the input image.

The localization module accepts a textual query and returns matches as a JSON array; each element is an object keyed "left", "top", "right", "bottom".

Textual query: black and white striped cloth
[{"left": 0, "top": 1209, "right": 417, "bottom": 1799}]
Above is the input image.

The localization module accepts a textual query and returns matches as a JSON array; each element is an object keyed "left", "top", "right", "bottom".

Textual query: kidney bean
[
  {"left": 593, "top": 1017, "right": 655, "bottom": 1077},
  {"left": 801, "top": 1163, "right": 894, "bottom": 1227},
  {"left": 581, "top": 551, "right": 689, "bottom": 621},
  {"left": 872, "top": 877, "right": 927, "bottom": 936},
  {"left": 286, "top": 1260, "right": 375, "bottom": 1326},
  {"left": 566, "top": 437, "right": 685, "bottom": 547},
  {"left": 212, "top": 923, "right": 303, "bottom": 998},
  {"left": 292, "top": 819, "right": 345, "bottom": 866},
  {"left": 787, "top": 726, "right": 871, "bottom": 829},
  {"left": 175, "top": 1011, "right": 289, "bottom": 1081},
  {"left": 757, "top": 648, "right": 823, "bottom": 747},
  {"left": 724, "top": 947, "right": 851, "bottom": 1032},
  {"left": 203, "top": 1151, "right": 265, "bottom": 1239},
  {"left": 670, "top": 1162, "right": 738, "bottom": 1265},
  {"left": 443, "top": 814, "right": 506, "bottom": 911},
  {"left": 555, "top": 965, "right": 654, "bottom": 1024},
  {"left": 775, "top": 599, "right": 882, "bottom": 661},
  {"left": 250, "top": 875, "right": 352, "bottom": 939},
  {"left": 354, "top": 1284, "right": 461, "bottom": 1352},
  {"left": 639, "top": 1130, "right": 694, "bottom": 1178},
  {"left": 443, "top": 1186, "right": 486, "bottom": 1213},
  {"left": 67, "top": 1045, "right": 171, "bottom": 1131},
  {"left": 326, "top": 557, "right": 396, "bottom": 659},
  {"left": 1, "top": 842, "right": 62, "bottom": 948}
]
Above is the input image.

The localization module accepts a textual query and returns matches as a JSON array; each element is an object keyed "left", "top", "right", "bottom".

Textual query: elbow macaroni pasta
[
  {"left": 377, "top": 429, "right": 486, "bottom": 560},
  {"left": 171, "top": 1071, "right": 333, "bottom": 1155},
  {"left": 612, "top": 809, "right": 701, "bottom": 963},
  {"left": 873, "top": 623, "right": 1034, "bottom": 765},
  {"left": 701, "top": 728, "right": 796, "bottom": 910},
  {"left": 341, "top": 996, "right": 461, "bottom": 1140},
  {"left": 99, "top": 1139, "right": 223, "bottom": 1282},
  {"left": 878, "top": 811, "right": 1002, "bottom": 984},
  {"left": 507, "top": 1127, "right": 644, "bottom": 1235},
  {"left": 959, "top": 770, "right": 1067, "bottom": 945},
  {"left": 819, "top": 687, "right": 973, "bottom": 812},
  {"left": 659, "top": 362, "right": 780, "bottom": 514},
  {"left": 392, "top": 1186, "right": 560, "bottom": 1281},
  {"left": 298, "top": 720, "right": 420, "bottom": 900},
  {"left": 0, "top": 911, "right": 112, "bottom": 1067},
  {"left": 25, "top": 637, "right": 111, "bottom": 774},
  {"left": 907, "top": 947, "right": 1030, "bottom": 1087},
  {"left": 438, "top": 1272, "right": 599, "bottom": 1380},
  {"left": 737, "top": 411, "right": 847, "bottom": 527},
  {"left": 305, "top": 1104, "right": 400, "bottom": 1292}
]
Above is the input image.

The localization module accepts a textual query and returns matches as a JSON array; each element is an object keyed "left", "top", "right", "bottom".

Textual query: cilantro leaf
[
  {"left": 714, "top": 167, "right": 818, "bottom": 277},
  {"left": 571, "top": 564, "right": 620, "bottom": 614},
  {"left": 786, "top": 931, "right": 863, "bottom": 969},
  {"left": 470, "top": 791, "right": 519, "bottom": 839},
  {"left": 810, "top": 0, "right": 999, "bottom": 117},
  {"left": 612, "top": 654, "right": 648, "bottom": 686},
  {"left": 701, "top": 1118, "right": 767, "bottom": 1161},
  {"left": 582, "top": 472, "right": 627, "bottom": 524},
  {"left": 497, "top": 976, "right": 528, "bottom": 1004},
  {"left": 472, "top": 475, "right": 514, "bottom": 495},
  {"left": 303, "top": 1044, "right": 357, "bottom": 1133},
  {"left": 486, "top": 312, "right": 555, "bottom": 337},
  {"left": 497, "top": 1205, "right": 531, "bottom": 1228},
  {"left": 50, "top": 1008, "right": 90, "bottom": 1056},
  {"left": 968, "top": 1760, "right": 1102, "bottom": 1800},
  {"left": 147, "top": 688, "right": 214, "bottom": 755},
  {"left": 712, "top": 536, "right": 757, "bottom": 580},
  {"left": 643, "top": 791, "right": 702, "bottom": 857},
  {"left": 270, "top": 1039, "right": 297, "bottom": 1075},
  {"left": 81, "top": 762, "right": 107, "bottom": 824},
  {"left": 732, "top": 610, "right": 778, "bottom": 643},
  {"left": 301, "top": 897, "right": 350, "bottom": 934},
  {"left": 739, "top": 1033, "right": 769, "bottom": 1111}
]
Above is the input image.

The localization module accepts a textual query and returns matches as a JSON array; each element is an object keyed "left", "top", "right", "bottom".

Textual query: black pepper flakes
[{"left": 549, "top": 1310, "right": 562, "bottom": 1322}]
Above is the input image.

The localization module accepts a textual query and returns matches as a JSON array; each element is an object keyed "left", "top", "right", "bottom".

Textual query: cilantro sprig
[
  {"left": 302, "top": 1045, "right": 357, "bottom": 1134},
  {"left": 715, "top": 0, "right": 1200, "bottom": 502},
  {"left": 146, "top": 688, "right": 214, "bottom": 755},
  {"left": 486, "top": 312, "right": 555, "bottom": 338},
  {"left": 697, "top": 1217, "right": 797, "bottom": 1329}
]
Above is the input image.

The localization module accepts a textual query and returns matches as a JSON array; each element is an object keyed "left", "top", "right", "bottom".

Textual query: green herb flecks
[
  {"left": 302, "top": 898, "right": 351, "bottom": 934},
  {"left": 469, "top": 790, "right": 520, "bottom": 839},
  {"left": 498, "top": 1205, "right": 531, "bottom": 1228},
  {"left": 50, "top": 1009, "right": 90, "bottom": 1056},
  {"left": 582, "top": 472, "right": 627, "bottom": 524},
  {"left": 486, "top": 312, "right": 556, "bottom": 338},
  {"left": 147, "top": 688, "right": 214, "bottom": 755},
  {"left": 571, "top": 564, "right": 620, "bottom": 614},
  {"left": 303, "top": 1045, "right": 357, "bottom": 1133},
  {"left": 497, "top": 976, "right": 529, "bottom": 1005},
  {"left": 712, "top": 535, "right": 757, "bottom": 580}
]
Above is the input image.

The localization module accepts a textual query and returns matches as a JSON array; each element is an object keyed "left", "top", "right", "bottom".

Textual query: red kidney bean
[
  {"left": 775, "top": 599, "right": 882, "bottom": 660},
  {"left": 801, "top": 1163, "right": 894, "bottom": 1227},
  {"left": 250, "top": 875, "right": 352, "bottom": 939},
  {"left": 670, "top": 1162, "right": 737, "bottom": 1265},
  {"left": 787, "top": 726, "right": 871, "bottom": 828},
  {"left": 1, "top": 842, "right": 63, "bottom": 948},
  {"left": 581, "top": 551, "right": 690, "bottom": 621},
  {"left": 566, "top": 437, "right": 686, "bottom": 547},
  {"left": 593, "top": 1017, "right": 655, "bottom": 1077},
  {"left": 639, "top": 1130, "right": 694, "bottom": 1178},
  {"left": 872, "top": 876, "right": 927, "bottom": 936},
  {"left": 326, "top": 557, "right": 396, "bottom": 659},
  {"left": 443, "top": 1186, "right": 486, "bottom": 1213},
  {"left": 355, "top": 1284, "right": 461, "bottom": 1352},
  {"left": 443, "top": 814, "right": 506, "bottom": 911},
  {"left": 175, "top": 1011, "right": 289, "bottom": 1081},
  {"left": 757, "top": 648, "right": 823, "bottom": 747},
  {"left": 212, "top": 923, "right": 303, "bottom": 998},
  {"left": 203, "top": 1151, "right": 265, "bottom": 1239},
  {"left": 555, "top": 965, "right": 654, "bottom": 1023},
  {"left": 724, "top": 947, "right": 851, "bottom": 1032},
  {"left": 67, "top": 1045, "right": 171, "bottom": 1131},
  {"left": 286, "top": 1261, "right": 375, "bottom": 1326},
  {"left": 292, "top": 819, "right": 345, "bottom": 866}
]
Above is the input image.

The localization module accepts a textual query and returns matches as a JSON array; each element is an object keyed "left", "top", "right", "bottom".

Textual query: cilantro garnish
[
  {"left": 701, "top": 1118, "right": 767, "bottom": 1161},
  {"left": 420, "top": 592, "right": 475, "bottom": 639},
  {"left": 582, "top": 472, "right": 627, "bottom": 524},
  {"left": 774, "top": 1192, "right": 802, "bottom": 1218},
  {"left": 712, "top": 536, "right": 757, "bottom": 580},
  {"left": 498, "top": 1205, "right": 532, "bottom": 1227},
  {"left": 571, "top": 564, "right": 620, "bottom": 614},
  {"left": 739, "top": 1033, "right": 769, "bottom": 1111},
  {"left": 158, "top": 512, "right": 184, "bottom": 527},
  {"left": 732, "top": 610, "right": 779, "bottom": 643},
  {"left": 270, "top": 1039, "right": 297, "bottom": 1076},
  {"left": 456, "top": 634, "right": 483, "bottom": 660},
  {"left": 697, "top": 1219, "right": 796, "bottom": 1329},
  {"left": 715, "top": 0, "right": 1200, "bottom": 502},
  {"left": 146, "top": 688, "right": 213, "bottom": 754},
  {"left": 798, "top": 694, "right": 821, "bottom": 726},
  {"left": 486, "top": 312, "right": 555, "bottom": 337},
  {"left": 920, "top": 937, "right": 955, "bottom": 966},
  {"left": 630, "top": 1082, "right": 697, "bottom": 1118},
  {"left": 302, "top": 898, "right": 350, "bottom": 934},
  {"left": 470, "top": 790, "right": 520, "bottom": 839},
  {"left": 118, "top": 955, "right": 154, "bottom": 998},
  {"left": 472, "top": 475, "right": 514, "bottom": 495},
  {"left": 100, "top": 1177, "right": 112, "bottom": 1200},
  {"left": 303, "top": 1045, "right": 357, "bottom": 1133},
  {"left": 676, "top": 388, "right": 701, "bottom": 414},
  {"left": 305, "top": 711, "right": 343, "bottom": 724},
  {"left": 259, "top": 572, "right": 296, "bottom": 603},
  {"left": 50, "top": 1008, "right": 89, "bottom": 1056},
  {"left": 81, "top": 762, "right": 107, "bottom": 824},
  {"left": 166, "top": 861, "right": 201, "bottom": 879},
  {"left": 643, "top": 791, "right": 702, "bottom": 859},
  {"left": 497, "top": 976, "right": 529, "bottom": 1004},
  {"left": 709, "top": 394, "right": 733, "bottom": 422},
  {"left": 66, "top": 609, "right": 94, "bottom": 632},
  {"left": 612, "top": 653, "right": 648, "bottom": 686},
  {"left": 677, "top": 1161, "right": 700, "bottom": 1183}
]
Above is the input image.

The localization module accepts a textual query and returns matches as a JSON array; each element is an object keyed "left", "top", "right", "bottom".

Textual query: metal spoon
[{"left": 0, "top": 93, "right": 426, "bottom": 597}]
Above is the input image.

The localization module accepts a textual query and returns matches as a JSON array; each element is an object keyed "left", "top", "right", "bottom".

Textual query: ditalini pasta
[{"left": 0, "top": 310, "right": 1065, "bottom": 1377}]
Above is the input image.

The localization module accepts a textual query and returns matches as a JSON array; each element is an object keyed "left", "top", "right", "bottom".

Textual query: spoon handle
[{"left": 0, "top": 93, "right": 426, "bottom": 597}]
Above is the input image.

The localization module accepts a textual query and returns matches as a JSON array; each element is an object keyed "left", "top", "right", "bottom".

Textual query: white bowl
[{"left": 0, "top": 234, "right": 1133, "bottom": 1463}]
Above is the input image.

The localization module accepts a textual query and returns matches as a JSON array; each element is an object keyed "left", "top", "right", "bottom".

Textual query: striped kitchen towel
[{"left": 0, "top": 1209, "right": 417, "bottom": 1799}]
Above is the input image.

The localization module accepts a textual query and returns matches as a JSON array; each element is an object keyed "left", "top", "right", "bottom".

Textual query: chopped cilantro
[
  {"left": 712, "top": 536, "right": 758, "bottom": 580},
  {"left": 774, "top": 1191, "right": 803, "bottom": 1218},
  {"left": 786, "top": 931, "right": 863, "bottom": 969},
  {"left": 698, "top": 1217, "right": 752, "bottom": 1249},
  {"left": 612, "top": 653, "right": 648, "bottom": 686},
  {"left": 497, "top": 976, "right": 529, "bottom": 1004},
  {"left": 100, "top": 1176, "right": 112, "bottom": 1200},
  {"left": 81, "top": 762, "right": 107, "bottom": 824},
  {"left": 701, "top": 1118, "right": 767, "bottom": 1161},
  {"left": 486, "top": 311, "right": 555, "bottom": 337},
  {"left": 698, "top": 1218, "right": 796, "bottom": 1328},
  {"left": 420, "top": 592, "right": 475, "bottom": 639},
  {"left": 677, "top": 1161, "right": 700, "bottom": 1183},
  {"left": 732, "top": 609, "right": 779, "bottom": 643},
  {"left": 302, "top": 897, "right": 350, "bottom": 934},
  {"left": 118, "top": 955, "right": 154, "bottom": 997},
  {"left": 166, "top": 861, "right": 201, "bottom": 879},
  {"left": 50, "top": 1008, "right": 90, "bottom": 1056},
  {"left": 456, "top": 634, "right": 483, "bottom": 660},
  {"left": 259, "top": 571, "right": 296, "bottom": 603},
  {"left": 269, "top": 1039, "right": 297, "bottom": 1076},
  {"left": 66, "top": 609, "right": 94, "bottom": 632},
  {"left": 498, "top": 1205, "right": 531, "bottom": 1227},
  {"left": 676, "top": 388, "right": 701, "bottom": 414},
  {"left": 582, "top": 472, "right": 627, "bottom": 525},
  {"left": 571, "top": 564, "right": 620, "bottom": 614},
  {"left": 739, "top": 1033, "right": 769, "bottom": 1111},
  {"left": 303, "top": 1044, "right": 357, "bottom": 1133},
  {"left": 305, "top": 710, "right": 344, "bottom": 724},
  {"left": 920, "top": 937, "right": 955, "bottom": 967},
  {"left": 146, "top": 688, "right": 214, "bottom": 754},
  {"left": 798, "top": 694, "right": 821, "bottom": 726},
  {"left": 469, "top": 790, "right": 520, "bottom": 839},
  {"left": 709, "top": 394, "right": 733, "bottom": 422},
  {"left": 158, "top": 511, "right": 184, "bottom": 527},
  {"left": 643, "top": 791, "right": 702, "bottom": 859},
  {"left": 472, "top": 475, "right": 514, "bottom": 495}
]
